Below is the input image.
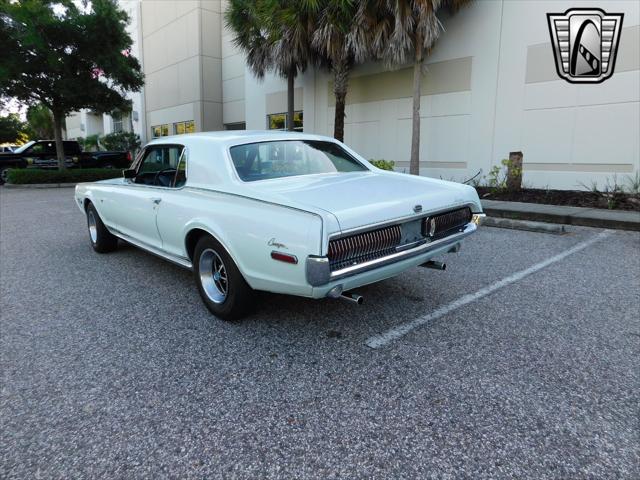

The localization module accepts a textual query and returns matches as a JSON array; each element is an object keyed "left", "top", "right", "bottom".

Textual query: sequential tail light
[{"left": 271, "top": 251, "right": 298, "bottom": 264}]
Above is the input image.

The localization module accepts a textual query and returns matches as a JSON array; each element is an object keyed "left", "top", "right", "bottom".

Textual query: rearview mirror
[{"left": 123, "top": 169, "right": 136, "bottom": 179}]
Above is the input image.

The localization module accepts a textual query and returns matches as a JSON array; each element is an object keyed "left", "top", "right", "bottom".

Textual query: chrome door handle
[{"left": 152, "top": 198, "right": 162, "bottom": 205}]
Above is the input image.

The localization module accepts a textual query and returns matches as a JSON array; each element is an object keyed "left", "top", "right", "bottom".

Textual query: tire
[
  {"left": 0, "top": 167, "right": 9, "bottom": 185},
  {"left": 193, "top": 235, "right": 254, "bottom": 321},
  {"left": 86, "top": 202, "right": 118, "bottom": 253}
]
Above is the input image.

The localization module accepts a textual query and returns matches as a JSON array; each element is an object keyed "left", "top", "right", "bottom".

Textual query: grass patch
[{"left": 6, "top": 168, "right": 122, "bottom": 185}]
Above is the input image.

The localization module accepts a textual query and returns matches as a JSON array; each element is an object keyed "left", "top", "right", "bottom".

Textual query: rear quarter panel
[{"left": 156, "top": 188, "right": 324, "bottom": 297}]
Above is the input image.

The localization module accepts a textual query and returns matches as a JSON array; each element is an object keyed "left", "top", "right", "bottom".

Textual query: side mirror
[{"left": 123, "top": 169, "right": 136, "bottom": 179}]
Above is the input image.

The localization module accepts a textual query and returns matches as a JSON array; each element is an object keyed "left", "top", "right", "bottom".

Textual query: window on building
[
  {"left": 267, "top": 113, "right": 286, "bottom": 130},
  {"left": 112, "top": 111, "right": 130, "bottom": 133},
  {"left": 174, "top": 120, "right": 195, "bottom": 135},
  {"left": 224, "top": 122, "right": 246, "bottom": 130},
  {"left": 267, "top": 111, "right": 303, "bottom": 131},
  {"left": 291, "top": 111, "right": 303, "bottom": 131},
  {"left": 152, "top": 124, "right": 169, "bottom": 138}
]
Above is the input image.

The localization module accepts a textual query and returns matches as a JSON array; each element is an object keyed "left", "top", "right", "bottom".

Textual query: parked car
[
  {"left": 75, "top": 131, "right": 484, "bottom": 320},
  {"left": 0, "top": 140, "right": 132, "bottom": 184},
  {"left": 0, "top": 145, "right": 17, "bottom": 153}
]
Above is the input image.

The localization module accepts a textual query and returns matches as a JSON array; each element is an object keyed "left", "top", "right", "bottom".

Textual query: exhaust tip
[
  {"left": 340, "top": 292, "right": 364, "bottom": 305},
  {"left": 420, "top": 260, "right": 447, "bottom": 271}
]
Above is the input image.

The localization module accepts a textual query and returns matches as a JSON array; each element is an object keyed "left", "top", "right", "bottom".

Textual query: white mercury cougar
[{"left": 75, "top": 131, "right": 484, "bottom": 320}]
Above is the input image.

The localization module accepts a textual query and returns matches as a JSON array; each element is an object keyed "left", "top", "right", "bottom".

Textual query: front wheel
[
  {"left": 86, "top": 203, "right": 118, "bottom": 253},
  {"left": 193, "top": 236, "right": 254, "bottom": 321}
]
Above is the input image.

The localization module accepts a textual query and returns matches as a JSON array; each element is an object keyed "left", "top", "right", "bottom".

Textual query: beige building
[{"left": 70, "top": 0, "right": 640, "bottom": 190}]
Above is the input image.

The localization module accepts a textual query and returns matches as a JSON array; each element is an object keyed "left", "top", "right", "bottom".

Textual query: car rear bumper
[{"left": 308, "top": 216, "right": 483, "bottom": 298}]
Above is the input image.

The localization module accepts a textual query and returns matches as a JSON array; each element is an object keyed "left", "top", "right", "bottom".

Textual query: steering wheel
[{"left": 154, "top": 168, "right": 177, "bottom": 187}]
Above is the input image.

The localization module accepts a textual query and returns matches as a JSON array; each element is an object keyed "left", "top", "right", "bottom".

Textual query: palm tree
[
  {"left": 225, "top": 0, "right": 273, "bottom": 79},
  {"left": 226, "top": 0, "right": 317, "bottom": 132},
  {"left": 312, "top": 0, "right": 359, "bottom": 142},
  {"left": 369, "top": 0, "right": 472, "bottom": 175}
]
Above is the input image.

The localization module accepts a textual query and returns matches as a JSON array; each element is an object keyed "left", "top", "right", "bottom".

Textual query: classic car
[
  {"left": 0, "top": 140, "right": 132, "bottom": 184},
  {"left": 75, "top": 131, "right": 484, "bottom": 320}
]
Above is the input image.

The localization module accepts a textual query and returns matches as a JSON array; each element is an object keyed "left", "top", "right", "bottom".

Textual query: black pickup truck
[{"left": 0, "top": 140, "right": 132, "bottom": 184}]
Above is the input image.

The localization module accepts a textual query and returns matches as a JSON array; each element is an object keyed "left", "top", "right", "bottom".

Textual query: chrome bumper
[{"left": 306, "top": 216, "right": 483, "bottom": 287}]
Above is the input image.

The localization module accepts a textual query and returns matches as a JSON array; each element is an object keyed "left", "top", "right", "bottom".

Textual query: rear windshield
[{"left": 229, "top": 140, "right": 367, "bottom": 182}]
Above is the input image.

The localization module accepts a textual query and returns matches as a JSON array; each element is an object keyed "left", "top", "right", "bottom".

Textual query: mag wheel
[{"left": 193, "top": 236, "right": 253, "bottom": 321}]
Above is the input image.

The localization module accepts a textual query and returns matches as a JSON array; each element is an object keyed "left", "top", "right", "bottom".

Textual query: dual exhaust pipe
[
  {"left": 327, "top": 259, "right": 448, "bottom": 305},
  {"left": 326, "top": 284, "right": 364, "bottom": 304}
]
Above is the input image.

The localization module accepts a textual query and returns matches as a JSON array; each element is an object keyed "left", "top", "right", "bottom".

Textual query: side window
[
  {"left": 135, "top": 145, "right": 184, "bottom": 187},
  {"left": 28, "top": 142, "right": 56, "bottom": 155}
]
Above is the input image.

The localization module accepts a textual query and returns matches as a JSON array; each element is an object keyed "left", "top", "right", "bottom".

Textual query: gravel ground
[{"left": 1, "top": 187, "right": 639, "bottom": 479}]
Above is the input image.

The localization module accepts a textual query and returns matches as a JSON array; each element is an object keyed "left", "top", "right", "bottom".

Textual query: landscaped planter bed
[{"left": 475, "top": 187, "right": 640, "bottom": 212}]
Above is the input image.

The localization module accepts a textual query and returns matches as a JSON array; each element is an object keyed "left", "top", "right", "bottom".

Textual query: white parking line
[{"left": 366, "top": 230, "right": 613, "bottom": 349}]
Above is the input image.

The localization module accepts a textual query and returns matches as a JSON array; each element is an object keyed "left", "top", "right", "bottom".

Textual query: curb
[
  {"left": 481, "top": 200, "right": 640, "bottom": 232},
  {"left": 3, "top": 183, "right": 77, "bottom": 189},
  {"left": 482, "top": 217, "right": 567, "bottom": 234}
]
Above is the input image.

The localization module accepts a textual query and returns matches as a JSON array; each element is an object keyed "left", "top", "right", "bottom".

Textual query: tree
[
  {"left": 0, "top": 0, "right": 144, "bottom": 168},
  {"left": 371, "top": 0, "right": 472, "bottom": 175},
  {"left": 226, "top": 0, "right": 317, "bottom": 132},
  {"left": 102, "top": 131, "right": 141, "bottom": 155},
  {"left": 312, "top": 1, "right": 357, "bottom": 142},
  {"left": 0, "top": 113, "right": 25, "bottom": 144},
  {"left": 76, "top": 134, "right": 102, "bottom": 152},
  {"left": 25, "top": 103, "right": 54, "bottom": 139},
  {"left": 313, "top": 0, "right": 388, "bottom": 142}
]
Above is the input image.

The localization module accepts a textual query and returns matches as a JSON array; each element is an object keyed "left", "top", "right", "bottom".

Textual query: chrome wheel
[
  {"left": 87, "top": 210, "right": 98, "bottom": 243},
  {"left": 0, "top": 169, "right": 8, "bottom": 183},
  {"left": 199, "top": 248, "right": 228, "bottom": 304}
]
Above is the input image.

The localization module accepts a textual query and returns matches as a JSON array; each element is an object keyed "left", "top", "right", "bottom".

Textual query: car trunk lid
[{"left": 243, "top": 171, "right": 472, "bottom": 231}]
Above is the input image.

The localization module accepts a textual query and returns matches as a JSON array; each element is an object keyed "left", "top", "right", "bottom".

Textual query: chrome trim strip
[
  {"left": 108, "top": 227, "right": 193, "bottom": 270},
  {"left": 329, "top": 222, "right": 477, "bottom": 281}
]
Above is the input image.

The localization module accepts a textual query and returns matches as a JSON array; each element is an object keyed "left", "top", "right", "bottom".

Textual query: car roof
[
  {"left": 145, "top": 130, "right": 335, "bottom": 147},
  {"left": 142, "top": 130, "right": 365, "bottom": 190}
]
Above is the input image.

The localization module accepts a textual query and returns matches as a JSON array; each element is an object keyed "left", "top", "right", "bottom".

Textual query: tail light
[
  {"left": 271, "top": 251, "right": 298, "bottom": 264},
  {"left": 126, "top": 151, "right": 132, "bottom": 163}
]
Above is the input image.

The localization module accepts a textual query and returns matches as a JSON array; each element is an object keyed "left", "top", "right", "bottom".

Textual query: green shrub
[
  {"left": 369, "top": 159, "right": 395, "bottom": 171},
  {"left": 102, "top": 132, "right": 141, "bottom": 155},
  {"left": 6, "top": 168, "right": 122, "bottom": 185}
]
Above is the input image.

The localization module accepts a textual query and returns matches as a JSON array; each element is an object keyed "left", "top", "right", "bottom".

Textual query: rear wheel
[
  {"left": 86, "top": 203, "right": 118, "bottom": 253},
  {"left": 193, "top": 236, "right": 254, "bottom": 321}
]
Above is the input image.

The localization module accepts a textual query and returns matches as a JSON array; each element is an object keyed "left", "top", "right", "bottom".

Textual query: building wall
[
  {"left": 220, "top": 0, "right": 245, "bottom": 127},
  {"left": 140, "top": 0, "right": 223, "bottom": 138},
  {"left": 65, "top": 110, "right": 105, "bottom": 140},
  {"left": 243, "top": 0, "right": 639, "bottom": 190}
]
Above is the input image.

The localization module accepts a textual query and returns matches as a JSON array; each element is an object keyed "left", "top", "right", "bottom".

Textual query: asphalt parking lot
[{"left": 1, "top": 187, "right": 639, "bottom": 479}]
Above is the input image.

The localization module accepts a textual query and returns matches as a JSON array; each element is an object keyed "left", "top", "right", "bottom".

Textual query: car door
[{"left": 102, "top": 144, "right": 184, "bottom": 249}]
